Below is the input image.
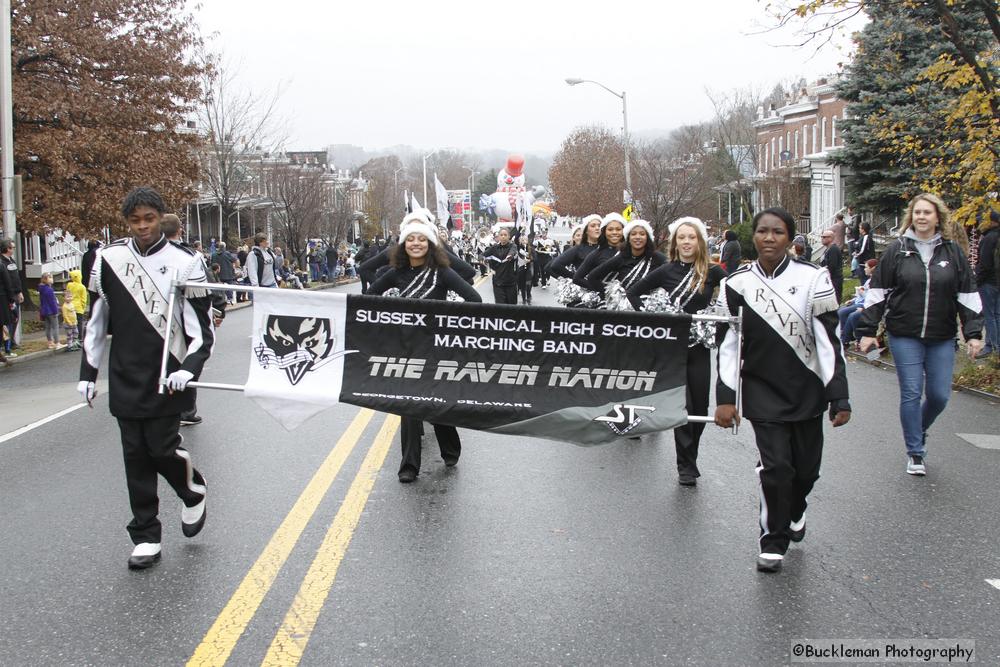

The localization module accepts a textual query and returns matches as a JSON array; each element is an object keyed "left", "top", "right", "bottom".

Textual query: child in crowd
[
  {"left": 38, "top": 272, "right": 61, "bottom": 348},
  {"left": 62, "top": 290, "right": 79, "bottom": 350}
]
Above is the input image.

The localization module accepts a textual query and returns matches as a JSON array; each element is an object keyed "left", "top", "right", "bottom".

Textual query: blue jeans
[
  {"left": 887, "top": 336, "right": 956, "bottom": 457},
  {"left": 979, "top": 283, "right": 1000, "bottom": 352},
  {"left": 837, "top": 305, "right": 863, "bottom": 345}
]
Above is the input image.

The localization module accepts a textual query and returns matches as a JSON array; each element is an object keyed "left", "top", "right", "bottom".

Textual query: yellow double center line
[{"left": 188, "top": 409, "right": 400, "bottom": 666}]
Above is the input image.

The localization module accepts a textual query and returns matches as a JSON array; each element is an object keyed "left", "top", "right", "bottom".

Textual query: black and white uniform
[
  {"left": 81, "top": 235, "right": 215, "bottom": 545},
  {"left": 547, "top": 242, "right": 598, "bottom": 280},
  {"left": 368, "top": 264, "right": 482, "bottom": 475},
  {"left": 359, "top": 245, "right": 476, "bottom": 291},
  {"left": 715, "top": 255, "right": 850, "bottom": 556},
  {"left": 571, "top": 245, "right": 618, "bottom": 290},
  {"left": 627, "top": 261, "right": 727, "bottom": 478},
  {"left": 584, "top": 249, "right": 667, "bottom": 296},
  {"left": 533, "top": 237, "right": 557, "bottom": 286},
  {"left": 482, "top": 241, "right": 519, "bottom": 304}
]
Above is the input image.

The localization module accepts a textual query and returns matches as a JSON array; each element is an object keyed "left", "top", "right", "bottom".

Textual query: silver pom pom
[
  {"left": 604, "top": 280, "right": 633, "bottom": 311},
  {"left": 382, "top": 288, "right": 401, "bottom": 298},
  {"left": 446, "top": 290, "right": 463, "bottom": 302},
  {"left": 555, "top": 277, "right": 583, "bottom": 305},
  {"left": 640, "top": 288, "right": 682, "bottom": 315}
]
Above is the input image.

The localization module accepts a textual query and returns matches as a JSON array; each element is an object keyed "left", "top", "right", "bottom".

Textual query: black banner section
[{"left": 340, "top": 296, "right": 692, "bottom": 445}]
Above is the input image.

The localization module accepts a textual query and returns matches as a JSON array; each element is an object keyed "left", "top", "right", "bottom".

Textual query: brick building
[{"left": 752, "top": 77, "right": 849, "bottom": 238}]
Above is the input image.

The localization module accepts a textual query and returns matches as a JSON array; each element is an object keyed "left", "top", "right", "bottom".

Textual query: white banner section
[{"left": 245, "top": 289, "right": 353, "bottom": 430}]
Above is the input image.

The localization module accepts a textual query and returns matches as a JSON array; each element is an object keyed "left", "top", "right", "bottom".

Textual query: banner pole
[
  {"left": 187, "top": 381, "right": 245, "bottom": 392},
  {"left": 157, "top": 271, "right": 180, "bottom": 395},
  {"left": 733, "top": 306, "right": 743, "bottom": 435}
]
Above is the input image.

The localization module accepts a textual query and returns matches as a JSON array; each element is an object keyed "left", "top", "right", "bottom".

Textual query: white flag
[
  {"left": 434, "top": 174, "right": 449, "bottom": 228},
  {"left": 244, "top": 288, "right": 355, "bottom": 430}
]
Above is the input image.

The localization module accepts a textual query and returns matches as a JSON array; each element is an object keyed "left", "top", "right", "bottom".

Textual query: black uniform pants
[
  {"left": 117, "top": 416, "right": 206, "bottom": 544},
  {"left": 749, "top": 416, "right": 824, "bottom": 555},
  {"left": 180, "top": 388, "right": 198, "bottom": 421},
  {"left": 533, "top": 256, "right": 550, "bottom": 286},
  {"left": 675, "top": 344, "right": 710, "bottom": 477},
  {"left": 493, "top": 283, "right": 518, "bottom": 305},
  {"left": 399, "top": 417, "right": 461, "bottom": 474},
  {"left": 517, "top": 267, "right": 531, "bottom": 304}
]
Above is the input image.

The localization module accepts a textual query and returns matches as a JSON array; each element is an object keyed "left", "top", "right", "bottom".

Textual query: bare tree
[
  {"left": 360, "top": 155, "right": 404, "bottom": 238},
  {"left": 197, "top": 52, "right": 287, "bottom": 244},
  {"left": 269, "top": 165, "right": 324, "bottom": 262},
  {"left": 631, "top": 129, "right": 718, "bottom": 243}
]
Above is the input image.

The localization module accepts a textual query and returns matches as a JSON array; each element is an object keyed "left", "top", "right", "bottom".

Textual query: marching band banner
[{"left": 245, "top": 289, "right": 692, "bottom": 444}]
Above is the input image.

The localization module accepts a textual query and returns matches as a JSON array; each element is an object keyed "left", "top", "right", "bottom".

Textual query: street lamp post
[
  {"left": 462, "top": 166, "right": 476, "bottom": 229},
  {"left": 566, "top": 77, "right": 632, "bottom": 203},
  {"left": 422, "top": 150, "right": 438, "bottom": 209}
]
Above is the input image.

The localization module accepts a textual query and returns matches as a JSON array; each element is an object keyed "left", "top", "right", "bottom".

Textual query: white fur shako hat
[
  {"left": 623, "top": 219, "right": 654, "bottom": 240},
  {"left": 667, "top": 216, "right": 708, "bottom": 242},
  {"left": 601, "top": 212, "right": 627, "bottom": 229},
  {"left": 398, "top": 211, "right": 439, "bottom": 246}
]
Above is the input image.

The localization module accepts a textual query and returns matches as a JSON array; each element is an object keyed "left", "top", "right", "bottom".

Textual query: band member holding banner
[
  {"left": 626, "top": 217, "right": 726, "bottom": 486},
  {"left": 368, "top": 212, "right": 483, "bottom": 483},
  {"left": 713, "top": 207, "right": 851, "bottom": 573},
  {"left": 79, "top": 187, "right": 214, "bottom": 570},
  {"left": 584, "top": 218, "right": 666, "bottom": 297},
  {"left": 359, "top": 211, "right": 476, "bottom": 292}
]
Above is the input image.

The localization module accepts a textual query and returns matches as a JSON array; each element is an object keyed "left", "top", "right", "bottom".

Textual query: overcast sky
[{"left": 193, "top": 1, "right": 860, "bottom": 155}]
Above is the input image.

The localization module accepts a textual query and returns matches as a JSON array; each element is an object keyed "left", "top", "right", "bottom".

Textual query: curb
[
  {"left": 2, "top": 278, "right": 357, "bottom": 368},
  {"left": 847, "top": 350, "right": 1000, "bottom": 402}
]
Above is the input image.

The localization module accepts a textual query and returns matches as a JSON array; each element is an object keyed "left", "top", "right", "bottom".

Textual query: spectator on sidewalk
[
  {"left": 1, "top": 238, "right": 23, "bottom": 356},
  {"left": 852, "top": 222, "right": 875, "bottom": 281},
  {"left": 838, "top": 258, "right": 877, "bottom": 349},
  {"left": 38, "top": 272, "right": 61, "bottom": 349},
  {"left": 62, "top": 290, "right": 79, "bottom": 350},
  {"left": 66, "top": 269, "right": 89, "bottom": 344},
  {"left": 720, "top": 229, "right": 742, "bottom": 275},
  {"left": 211, "top": 242, "right": 238, "bottom": 304},
  {"left": 820, "top": 229, "right": 844, "bottom": 303},
  {"left": 974, "top": 210, "right": 1000, "bottom": 359},
  {"left": 247, "top": 233, "right": 281, "bottom": 289}
]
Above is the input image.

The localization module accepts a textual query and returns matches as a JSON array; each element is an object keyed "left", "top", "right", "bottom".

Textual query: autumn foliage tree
[
  {"left": 548, "top": 126, "right": 625, "bottom": 217},
  {"left": 12, "top": 0, "right": 205, "bottom": 238}
]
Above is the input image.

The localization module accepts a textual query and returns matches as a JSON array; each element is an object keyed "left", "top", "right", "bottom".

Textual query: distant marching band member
[
  {"left": 482, "top": 226, "right": 520, "bottom": 305},
  {"left": 368, "top": 212, "right": 483, "bottom": 483},
  {"left": 626, "top": 217, "right": 725, "bottom": 486},
  {"left": 713, "top": 207, "right": 851, "bottom": 573}
]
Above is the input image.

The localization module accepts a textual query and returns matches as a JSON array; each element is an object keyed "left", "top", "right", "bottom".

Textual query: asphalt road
[{"left": 2, "top": 273, "right": 999, "bottom": 666}]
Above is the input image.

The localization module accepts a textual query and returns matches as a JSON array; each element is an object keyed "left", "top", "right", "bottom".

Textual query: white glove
[
  {"left": 77, "top": 381, "right": 97, "bottom": 406},
  {"left": 166, "top": 370, "right": 194, "bottom": 392}
]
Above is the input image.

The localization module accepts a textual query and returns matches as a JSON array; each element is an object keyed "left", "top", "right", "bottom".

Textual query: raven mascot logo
[{"left": 255, "top": 315, "right": 338, "bottom": 385}]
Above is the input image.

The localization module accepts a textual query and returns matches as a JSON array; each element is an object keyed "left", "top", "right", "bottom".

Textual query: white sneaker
[
  {"left": 906, "top": 455, "right": 926, "bottom": 476},
  {"left": 756, "top": 552, "right": 784, "bottom": 572}
]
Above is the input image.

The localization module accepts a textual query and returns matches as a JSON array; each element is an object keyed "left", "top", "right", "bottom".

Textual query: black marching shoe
[
  {"left": 756, "top": 553, "right": 783, "bottom": 573},
  {"left": 398, "top": 468, "right": 417, "bottom": 483},
  {"left": 128, "top": 543, "right": 162, "bottom": 570},
  {"left": 788, "top": 517, "right": 806, "bottom": 542},
  {"left": 180, "top": 415, "right": 203, "bottom": 426},
  {"left": 443, "top": 456, "right": 459, "bottom": 468},
  {"left": 678, "top": 474, "right": 697, "bottom": 487},
  {"left": 182, "top": 497, "right": 207, "bottom": 537}
]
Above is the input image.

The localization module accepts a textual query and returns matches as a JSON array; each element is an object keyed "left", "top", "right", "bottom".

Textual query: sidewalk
[{"left": 2, "top": 278, "right": 358, "bottom": 368}]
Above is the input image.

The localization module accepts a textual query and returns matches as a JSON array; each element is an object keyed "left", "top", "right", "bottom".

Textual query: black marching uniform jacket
[
  {"left": 369, "top": 264, "right": 482, "bottom": 302},
  {"left": 715, "top": 256, "right": 850, "bottom": 421},
  {"left": 584, "top": 249, "right": 667, "bottom": 295},
  {"left": 81, "top": 236, "right": 215, "bottom": 418},
  {"left": 547, "top": 242, "right": 598, "bottom": 279}
]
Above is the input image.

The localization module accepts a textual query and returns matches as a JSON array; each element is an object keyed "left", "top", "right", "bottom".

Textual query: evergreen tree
[{"left": 834, "top": 2, "right": 995, "bottom": 214}]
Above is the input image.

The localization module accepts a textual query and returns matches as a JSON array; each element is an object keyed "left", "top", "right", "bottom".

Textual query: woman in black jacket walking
[
  {"left": 368, "top": 214, "right": 483, "bottom": 483},
  {"left": 857, "top": 193, "right": 984, "bottom": 476}
]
